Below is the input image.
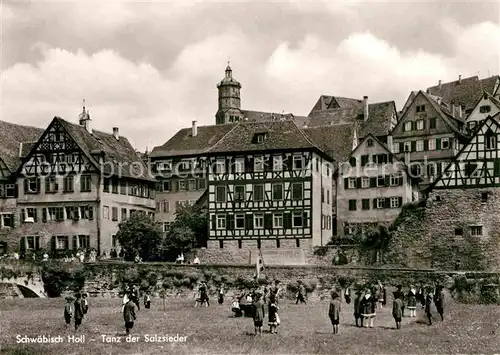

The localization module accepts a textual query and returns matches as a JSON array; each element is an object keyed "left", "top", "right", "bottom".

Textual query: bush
[
  {"left": 41, "top": 264, "right": 85, "bottom": 297},
  {"left": 122, "top": 268, "right": 140, "bottom": 284},
  {"left": 186, "top": 272, "right": 200, "bottom": 283},
  {"left": 313, "top": 246, "right": 328, "bottom": 257}
]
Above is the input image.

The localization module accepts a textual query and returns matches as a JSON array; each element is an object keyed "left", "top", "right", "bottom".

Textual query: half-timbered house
[
  {"left": 205, "top": 120, "right": 335, "bottom": 258},
  {"left": 464, "top": 92, "right": 500, "bottom": 131},
  {"left": 0, "top": 120, "right": 43, "bottom": 254},
  {"left": 11, "top": 108, "right": 155, "bottom": 257},
  {"left": 391, "top": 90, "right": 470, "bottom": 188},
  {"left": 335, "top": 134, "right": 416, "bottom": 237}
]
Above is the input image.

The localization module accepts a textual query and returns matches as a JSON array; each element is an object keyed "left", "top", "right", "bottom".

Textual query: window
[
  {"left": 348, "top": 200, "right": 357, "bottom": 211},
  {"left": 276, "top": 239, "right": 280, "bottom": 248},
  {"left": 177, "top": 180, "right": 186, "bottom": 191},
  {"left": 254, "top": 156, "right": 264, "bottom": 172},
  {"left": 416, "top": 140, "right": 424, "bottom": 152},
  {"left": 349, "top": 157, "right": 356, "bottom": 167},
  {"left": 160, "top": 181, "right": 171, "bottom": 192},
  {"left": 392, "top": 143, "right": 400, "bottom": 154},
  {"left": 103, "top": 206, "right": 109, "bottom": 220},
  {"left": 404, "top": 122, "right": 412, "bottom": 132},
  {"left": 390, "top": 174, "right": 400, "bottom": 186},
  {"left": 404, "top": 142, "right": 411, "bottom": 152},
  {"left": 348, "top": 178, "right": 357, "bottom": 189},
  {"left": 253, "top": 185, "right": 264, "bottom": 201},
  {"left": 257, "top": 239, "right": 261, "bottom": 248},
  {"left": 1, "top": 213, "right": 13, "bottom": 228},
  {"left": 470, "top": 226, "right": 483, "bottom": 236},
  {"left": 46, "top": 207, "right": 64, "bottom": 221},
  {"left": 296, "top": 239, "right": 300, "bottom": 247},
  {"left": 65, "top": 206, "right": 78, "bottom": 220},
  {"left": 481, "top": 192, "right": 488, "bottom": 202},
  {"left": 429, "top": 117, "right": 436, "bottom": 129},
  {"left": 78, "top": 235, "right": 90, "bottom": 249},
  {"left": 121, "top": 208, "right": 127, "bottom": 221},
  {"left": 80, "top": 206, "right": 93, "bottom": 220},
  {"left": 361, "top": 177, "right": 370, "bottom": 188},
  {"left": 441, "top": 138, "right": 450, "bottom": 149},
  {"left": 377, "top": 198, "right": 385, "bottom": 209},
  {"left": 25, "top": 236, "right": 39, "bottom": 250},
  {"left": 273, "top": 155, "right": 283, "bottom": 171},
  {"left": 80, "top": 175, "right": 91, "bottom": 192},
  {"left": 179, "top": 160, "right": 190, "bottom": 170},
  {"left": 56, "top": 236, "right": 69, "bottom": 250},
  {"left": 45, "top": 176, "right": 58, "bottom": 193},
  {"left": 292, "top": 212, "right": 303, "bottom": 227},
  {"left": 292, "top": 183, "right": 303, "bottom": 200},
  {"left": 480, "top": 105, "right": 491, "bottom": 113},
  {"left": 26, "top": 208, "right": 37, "bottom": 222},
  {"left": 377, "top": 176, "right": 385, "bottom": 187},
  {"left": 216, "top": 215, "right": 226, "bottom": 229},
  {"left": 362, "top": 199, "right": 370, "bottom": 210},
  {"left": 198, "top": 178, "right": 206, "bottom": 190},
  {"left": 215, "top": 160, "right": 225, "bottom": 174},
  {"left": 272, "top": 184, "right": 283, "bottom": 200},
  {"left": 486, "top": 134, "right": 497, "bottom": 150},
  {"left": 256, "top": 133, "right": 267, "bottom": 143},
  {"left": 293, "top": 155, "right": 303, "bottom": 170},
  {"left": 112, "top": 207, "right": 118, "bottom": 221},
  {"left": 367, "top": 138, "right": 374, "bottom": 147},
  {"left": 235, "top": 214, "right": 245, "bottom": 229},
  {"left": 273, "top": 213, "right": 283, "bottom": 228},
  {"left": 428, "top": 139, "right": 436, "bottom": 151},
  {"left": 188, "top": 179, "right": 196, "bottom": 191},
  {"left": 416, "top": 105, "right": 426, "bottom": 112},
  {"left": 321, "top": 187, "right": 325, "bottom": 203},
  {"left": 416, "top": 120, "right": 424, "bottom": 130},
  {"left": 234, "top": 185, "right": 245, "bottom": 201},
  {"left": 455, "top": 228, "right": 463, "bottom": 236},
  {"left": 25, "top": 178, "right": 40, "bottom": 194},
  {"left": 235, "top": 158, "right": 244, "bottom": 173},
  {"left": 5, "top": 184, "right": 15, "bottom": 198},
  {"left": 103, "top": 179, "right": 110, "bottom": 193},
  {"left": 327, "top": 190, "right": 330, "bottom": 204},
  {"left": 215, "top": 186, "right": 226, "bottom": 202},
  {"left": 390, "top": 197, "right": 400, "bottom": 208},
  {"left": 111, "top": 180, "right": 118, "bottom": 194},
  {"left": 219, "top": 240, "right": 224, "bottom": 249},
  {"left": 120, "top": 181, "right": 127, "bottom": 194},
  {"left": 316, "top": 158, "right": 319, "bottom": 172},
  {"left": 254, "top": 214, "right": 264, "bottom": 229}
]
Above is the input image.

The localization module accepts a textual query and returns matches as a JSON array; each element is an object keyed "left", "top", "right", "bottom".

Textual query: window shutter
[
  {"left": 373, "top": 199, "right": 377, "bottom": 209},
  {"left": 436, "top": 138, "right": 441, "bottom": 150},
  {"left": 344, "top": 178, "right": 349, "bottom": 189},
  {"left": 388, "top": 155, "right": 393, "bottom": 163},
  {"left": 64, "top": 237, "right": 69, "bottom": 250},
  {"left": 72, "top": 236, "right": 77, "bottom": 250},
  {"left": 384, "top": 198, "right": 390, "bottom": 208},
  {"left": 211, "top": 215, "right": 216, "bottom": 230},
  {"left": 20, "top": 237, "right": 26, "bottom": 255},
  {"left": 36, "top": 178, "right": 41, "bottom": 194},
  {"left": 398, "top": 197, "right": 403, "bottom": 207},
  {"left": 411, "top": 121, "right": 415, "bottom": 130},
  {"left": 423, "top": 139, "right": 429, "bottom": 151},
  {"left": 42, "top": 208, "right": 47, "bottom": 222},
  {"left": 399, "top": 143, "right": 403, "bottom": 152},
  {"left": 384, "top": 176, "right": 390, "bottom": 187},
  {"left": 399, "top": 176, "right": 404, "bottom": 186},
  {"left": 14, "top": 184, "right": 18, "bottom": 198},
  {"left": 411, "top": 141, "right": 416, "bottom": 151},
  {"left": 303, "top": 212, "right": 308, "bottom": 227},
  {"left": 372, "top": 154, "right": 377, "bottom": 164},
  {"left": 264, "top": 214, "right": 272, "bottom": 230},
  {"left": 50, "top": 236, "right": 56, "bottom": 251},
  {"left": 23, "top": 179, "right": 28, "bottom": 194},
  {"left": 370, "top": 177, "right": 376, "bottom": 188},
  {"left": 284, "top": 213, "right": 292, "bottom": 229},
  {"left": 356, "top": 177, "right": 361, "bottom": 188},
  {"left": 35, "top": 236, "right": 40, "bottom": 250},
  {"left": 225, "top": 214, "right": 233, "bottom": 230},
  {"left": 20, "top": 209, "right": 25, "bottom": 223},
  {"left": 245, "top": 214, "right": 253, "bottom": 230}
]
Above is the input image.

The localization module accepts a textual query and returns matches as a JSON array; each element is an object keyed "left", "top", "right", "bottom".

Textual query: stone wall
[{"left": 389, "top": 188, "right": 500, "bottom": 271}]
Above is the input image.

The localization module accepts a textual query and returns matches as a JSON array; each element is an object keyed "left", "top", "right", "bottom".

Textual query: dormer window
[
  {"left": 366, "top": 138, "right": 374, "bottom": 147},
  {"left": 254, "top": 133, "right": 268, "bottom": 143},
  {"left": 480, "top": 105, "right": 491, "bottom": 114}
]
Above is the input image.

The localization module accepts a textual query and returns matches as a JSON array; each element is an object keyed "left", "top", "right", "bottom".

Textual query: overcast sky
[{"left": 1, "top": 1, "right": 499, "bottom": 151}]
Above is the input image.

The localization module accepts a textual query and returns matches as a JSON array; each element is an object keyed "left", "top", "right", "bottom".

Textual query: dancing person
[
  {"left": 361, "top": 289, "right": 376, "bottom": 328},
  {"left": 144, "top": 293, "right": 151, "bottom": 309},
  {"left": 425, "top": 291, "right": 433, "bottom": 325},
  {"left": 296, "top": 282, "right": 307, "bottom": 304},
  {"left": 252, "top": 292, "right": 265, "bottom": 336},
  {"left": 123, "top": 296, "right": 137, "bottom": 334},
  {"left": 435, "top": 286, "right": 445, "bottom": 321},
  {"left": 218, "top": 285, "right": 225, "bottom": 305},
  {"left": 64, "top": 297, "right": 73, "bottom": 329},
  {"left": 394, "top": 285, "right": 405, "bottom": 316},
  {"left": 329, "top": 292, "right": 341, "bottom": 335},
  {"left": 353, "top": 290, "right": 363, "bottom": 327},
  {"left": 268, "top": 294, "right": 279, "bottom": 334},
  {"left": 392, "top": 292, "right": 403, "bottom": 329},
  {"left": 82, "top": 293, "right": 89, "bottom": 315},
  {"left": 407, "top": 286, "right": 417, "bottom": 318},
  {"left": 74, "top": 293, "right": 85, "bottom": 331}
]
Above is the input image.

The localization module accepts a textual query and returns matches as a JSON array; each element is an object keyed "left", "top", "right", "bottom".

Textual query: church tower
[{"left": 215, "top": 63, "right": 243, "bottom": 124}]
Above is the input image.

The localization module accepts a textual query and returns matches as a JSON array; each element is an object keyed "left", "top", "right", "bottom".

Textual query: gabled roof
[
  {"left": 467, "top": 91, "right": 500, "bottom": 120},
  {"left": 429, "top": 114, "right": 500, "bottom": 190},
  {"left": 347, "top": 133, "right": 400, "bottom": 161},
  {"left": 19, "top": 117, "right": 153, "bottom": 181},
  {"left": 149, "top": 123, "right": 236, "bottom": 158},
  {"left": 426, "top": 75, "right": 500, "bottom": 112},
  {"left": 305, "top": 101, "right": 396, "bottom": 138},
  {"left": 0, "top": 120, "right": 44, "bottom": 172},
  {"left": 207, "top": 120, "right": 328, "bottom": 158},
  {"left": 302, "top": 123, "right": 357, "bottom": 163}
]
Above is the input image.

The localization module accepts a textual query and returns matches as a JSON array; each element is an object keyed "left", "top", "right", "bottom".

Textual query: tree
[
  {"left": 116, "top": 213, "right": 164, "bottom": 261},
  {"left": 361, "top": 223, "right": 392, "bottom": 263},
  {"left": 163, "top": 203, "right": 208, "bottom": 260}
]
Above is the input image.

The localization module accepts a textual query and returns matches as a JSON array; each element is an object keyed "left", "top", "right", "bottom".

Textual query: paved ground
[{"left": 0, "top": 296, "right": 499, "bottom": 354}]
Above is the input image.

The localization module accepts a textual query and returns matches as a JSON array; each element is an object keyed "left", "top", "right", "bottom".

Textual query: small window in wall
[
  {"left": 219, "top": 240, "right": 224, "bottom": 249},
  {"left": 257, "top": 239, "right": 261, "bottom": 249},
  {"left": 296, "top": 239, "right": 300, "bottom": 248},
  {"left": 366, "top": 138, "right": 374, "bottom": 147},
  {"left": 276, "top": 239, "right": 280, "bottom": 248},
  {"left": 454, "top": 228, "right": 463, "bottom": 236},
  {"left": 470, "top": 226, "right": 483, "bottom": 236},
  {"left": 238, "top": 240, "right": 242, "bottom": 249},
  {"left": 481, "top": 192, "right": 488, "bottom": 202}
]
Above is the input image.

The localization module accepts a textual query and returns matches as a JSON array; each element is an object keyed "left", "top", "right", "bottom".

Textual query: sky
[{"left": 1, "top": 1, "right": 500, "bottom": 152}]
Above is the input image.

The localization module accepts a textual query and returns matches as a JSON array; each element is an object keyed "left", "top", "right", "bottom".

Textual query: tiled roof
[
  {"left": 328, "top": 97, "right": 363, "bottom": 110},
  {"left": 305, "top": 101, "right": 396, "bottom": 138},
  {"left": 56, "top": 117, "right": 153, "bottom": 181},
  {"left": 0, "top": 120, "right": 44, "bottom": 172},
  {"left": 426, "top": 75, "right": 499, "bottom": 112},
  {"left": 208, "top": 120, "right": 322, "bottom": 155},
  {"left": 419, "top": 91, "right": 465, "bottom": 133},
  {"left": 303, "top": 123, "right": 356, "bottom": 163},
  {"left": 150, "top": 123, "right": 236, "bottom": 158},
  {"left": 242, "top": 110, "right": 309, "bottom": 126}
]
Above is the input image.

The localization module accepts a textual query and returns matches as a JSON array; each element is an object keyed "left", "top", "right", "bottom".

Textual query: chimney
[
  {"left": 458, "top": 105, "right": 463, "bottom": 118},
  {"left": 458, "top": 74, "right": 462, "bottom": 83},
  {"left": 112, "top": 127, "right": 119, "bottom": 140},
  {"left": 438, "top": 80, "right": 442, "bottom": 89},
  {"left": 192, "top": 120, "right": 198, "bottom": 137},
  {"left": 363, "top": 96, "right": 369, "bottom": 121}
]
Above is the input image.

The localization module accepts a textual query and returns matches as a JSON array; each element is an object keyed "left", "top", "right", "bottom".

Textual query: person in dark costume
[
  {"left": 218, "top": 285, "right": 225, "bottom": 305},
  {"left": 268, "top": 294, "right": 279, "bottom": 334},
  {"left": 425, "top": 291, "right": 433, "bottom": 325},
  {"left": 392, "top": 292, "right": 403, "bottom": 329},
  {"left": 329, "top": 292, "right": 341, "bottom": 335},
  {"left": 344, "top": 288, "right": 351, "bottom": 304},
  {"left": 123, "top": 297, "right": 137, "bottom": 334},
  {"left": 394, "top": 285, "right": 405, "bottom": 316},
  {"left": 143, "top": 293, "right": 151, "bottom": 309},
  {"left": 82, "top": 293, "right": 89, "bottom": 314},
  {"left": 353, "top": 291, "right": 363, "bottom": 327},
  {"left": 131, "top": 285, "right": 140, "bottom": 310},
  {"left": 74, "top": 293, "right": 85, "bottom": 331},
  {"left": 407, "top": 286, "right": 417, "bottom": 317},
  {"left": 361, "top": 289, "right": 376, "bottom": 328},
  {"left": 295, "top": 282, "right": 307, "bottom": 304},
  {"left": 434, "top": 286, "right": 445, "bottom": 321},
  {"left": 63, "top": 296, "right": 73, "bottom": 329},
  {"left": 200, "top": 282, "right": 210, "bottom": 307},
  {"left": 252, "top": 292, "right": 265, "bottom": 336}
]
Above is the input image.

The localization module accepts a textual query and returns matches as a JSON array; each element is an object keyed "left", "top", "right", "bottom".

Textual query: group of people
[{"left": 63, "top": 293, "right": 89, "bottom": 331}]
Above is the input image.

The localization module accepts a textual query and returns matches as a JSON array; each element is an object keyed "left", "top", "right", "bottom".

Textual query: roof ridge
[
  {"left": 290, "top": 120, "right": 326, "bottom": 153},
  {"left": 206, "top": 122, "right": 242, "bottom": 153}
]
